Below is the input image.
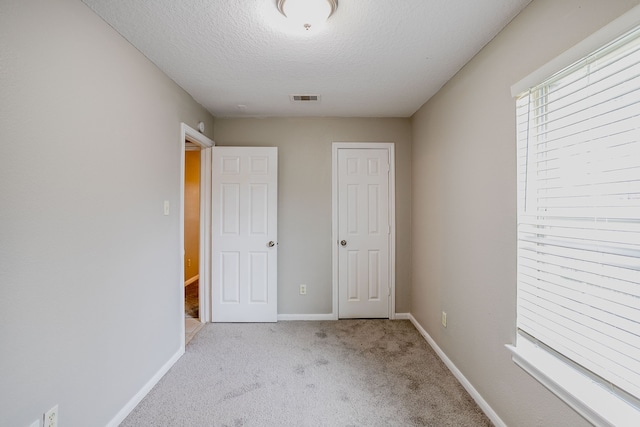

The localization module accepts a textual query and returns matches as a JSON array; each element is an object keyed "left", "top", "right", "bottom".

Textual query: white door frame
[
  {"left": 179, "top": 123, "right": 214, "bottom": 349},
  {"left": 331, "top": 142, "right": 396, "bottom": 320}
]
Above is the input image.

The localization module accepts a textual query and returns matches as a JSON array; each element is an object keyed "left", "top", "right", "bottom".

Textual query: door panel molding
[{"left": 332, "top": 142, "right": 396, "bottom": 320}]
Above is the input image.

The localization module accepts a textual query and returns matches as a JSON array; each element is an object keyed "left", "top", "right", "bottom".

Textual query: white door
[
  {"left": 337, "top": 148, "right": 390, "bottom": 318},
  {"left": 212, "top": 147, "right": 278, "bottom": 322}
]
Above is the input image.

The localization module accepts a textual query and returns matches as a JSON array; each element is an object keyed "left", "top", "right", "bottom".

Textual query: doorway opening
[
  {"left": 184, "top": 146, "right": 202, "bottom": 343},
  {"left": 179, "top": 123, "right": 214, "bottom": 350}
]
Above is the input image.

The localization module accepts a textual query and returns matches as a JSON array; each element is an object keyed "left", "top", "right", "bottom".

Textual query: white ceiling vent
[{"left": 290, "top": 94, "right": 321, "bottom": 102}]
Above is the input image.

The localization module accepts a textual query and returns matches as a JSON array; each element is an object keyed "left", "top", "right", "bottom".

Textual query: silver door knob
[
  {"left": 268, "top": 241, "right": 275, "bottom": 247},
  {"left": 340, "top": 240, "right": 347, "bottom": 247}
]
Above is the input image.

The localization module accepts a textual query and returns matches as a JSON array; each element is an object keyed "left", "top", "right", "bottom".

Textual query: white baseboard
[
  {"left": 408, "top": 314, "right": 507, "bottom": 427},
  {"left": 278, "top": 313, "right": 410, "bottom": 321},
  {"left": 277, "top": 313, "right": 335, "bottom": 321},
  {"left": 107, "top": 347, "right": 184, "bottom": 427}
]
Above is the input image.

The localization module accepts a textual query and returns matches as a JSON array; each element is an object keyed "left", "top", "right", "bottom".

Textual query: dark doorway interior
[{"left": 185, "top": 281, "right": 199, "bottom": 318}]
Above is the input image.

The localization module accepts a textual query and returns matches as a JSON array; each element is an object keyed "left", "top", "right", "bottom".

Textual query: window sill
[{"left": 506, "top": 339, "right": 640, "bottom": 427}]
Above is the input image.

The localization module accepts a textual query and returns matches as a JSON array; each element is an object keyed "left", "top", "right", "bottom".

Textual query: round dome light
[{"left": 276, "top": 0, "right": 338, "bottom": 30}]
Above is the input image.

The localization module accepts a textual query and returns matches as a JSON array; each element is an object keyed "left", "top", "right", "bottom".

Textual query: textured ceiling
[{"left": 82, "top": 0, "right": 532, "bottom": 118}]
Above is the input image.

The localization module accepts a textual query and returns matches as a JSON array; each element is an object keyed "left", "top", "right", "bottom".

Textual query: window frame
[{"left": 508, "top": 5, "right": 640, "bottom": 426}]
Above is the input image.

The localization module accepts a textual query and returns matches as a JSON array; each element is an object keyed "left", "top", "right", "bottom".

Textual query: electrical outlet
[
  {"left": 44, "top": 405, "right": 58, "bottom": 427},
  {"left": 441, "top": 311, "right": 447, "bottom": 328},
  {"left": 187, "top": 258, "right": 191, "bottom": 267},
  {"left": 299, "top": 284, "right": 307, "bottom": 295}
]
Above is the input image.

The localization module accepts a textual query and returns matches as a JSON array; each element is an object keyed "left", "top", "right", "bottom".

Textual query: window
[{"left": 512, "top": 22, "right": 640, "bottom": 426}]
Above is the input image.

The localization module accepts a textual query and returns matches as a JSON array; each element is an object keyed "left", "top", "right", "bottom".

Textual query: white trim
[
  {"left": 507, "top": 340, "right": 640, "bottom": 427},
  {"left": 277, "top": 313, "right": 335, "bottom": 321},
  {"left": 388, "top": 145, "right": 396, "bottom": 320},
  {"left": 511, "top": 5, "right": 640, "bottom": 97},
  {"left": 184, "top": 274, "right": 199, "bottom": 287},
  {"left": 408, "top": 314, "right": 507, "bottom": 427},
  {"left": 106, "top": 347, "right": 183, "bottom": 427},
  {"left": 182, "top": 123, "right": 214, "bottom": 148},
  {"left": 331, "top": 143, "right": 340, "bottom": 321},
  {"left": 331, "top": 142, "right": 397, "bottom": 320},
  {"left": 179, "top": 123, "right": 214, "bottom": 344},
  {"left": 199, "top": 146, "right": 213, "bottom": 323},
  {"left": 279, "top": 313, "right": 410, "bottom": 321}
]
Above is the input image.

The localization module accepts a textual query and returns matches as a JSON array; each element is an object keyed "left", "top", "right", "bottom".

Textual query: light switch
[{"left": 163, "top": 200, "right": 170, "bottom": 215}]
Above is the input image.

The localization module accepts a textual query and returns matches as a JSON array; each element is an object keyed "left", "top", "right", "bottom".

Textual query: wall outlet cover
[{"left": 44, "top": 404, "right": 58, "bottom": 427}]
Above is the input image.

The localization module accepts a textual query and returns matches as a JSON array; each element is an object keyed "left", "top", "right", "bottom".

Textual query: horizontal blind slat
[
  {"left": 531, "top": 67, "right": 640, "bottom": 126},
  {"left": 523, "top": 206, "right": 640, "bottom": 220},
  {"left": 519, "top": 223, "right": 640, "bottom": 246},
  {"left": 518, "top": 308, "right": 640, "bottom": 396},
  {"left": 518, "top": 256, "right": 640, "bottom": 299},
  {"left": 520, "top": 217, "right": 640, "bottom": 233},
  {"left": 531, "top": 75, "right": 640, "bottom": 134},
  {"left": 539, "top": 38, "right": 640, "bottom": 108},
  {"left": 518, "top": 300, "right": 640, "bottom": 383},
  {"left": 518, "top": 307, "right": 640, "bottom": 398},
  {"left": 518, "top": 235, "right": 640, "bottom": 264},
  {"left": 518, "top": 242, "right": 640, "bottom": 283},
  {"left": 517, "top": 290, "right": 640, "bottom": 359},
  {"left": 518, "top": 265, "right": 640, "bottom": 319}
]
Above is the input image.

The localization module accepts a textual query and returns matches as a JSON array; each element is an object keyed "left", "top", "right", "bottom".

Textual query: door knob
[
  {"left": 268, "top": 241, "right": 275, "bottom": 247},
  {"left": 340, "top": 240, "right": 347, "bottom": 247}
]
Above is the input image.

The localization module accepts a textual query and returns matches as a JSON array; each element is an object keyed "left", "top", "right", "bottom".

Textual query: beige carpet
[{"left": 121, "top": 320, "right": 491, "bottom": 426}]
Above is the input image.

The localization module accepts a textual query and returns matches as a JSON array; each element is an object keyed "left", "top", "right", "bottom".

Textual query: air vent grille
[{"left": 290, "top": 94, "right": 320, "bottom": 102}]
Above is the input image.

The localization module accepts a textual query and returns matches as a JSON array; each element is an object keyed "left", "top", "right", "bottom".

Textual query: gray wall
[
  {"left": 214, "top": 118, "right": 412, "bottom": 315},
  {"left": 410, "top": 0, "right": 640, "bottom": 426},
  {"left": 3, "top": 0, "right": 636, "bottom": 425},
  {"left": 0, "top": 0, "right": 215, "bottom": 425}
]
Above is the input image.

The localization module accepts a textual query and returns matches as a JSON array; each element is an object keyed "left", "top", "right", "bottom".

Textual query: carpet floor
[{"left": 121, "top": 320, "right": 491, "bottom": 427}]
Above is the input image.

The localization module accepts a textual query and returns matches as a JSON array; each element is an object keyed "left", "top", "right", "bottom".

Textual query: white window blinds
[{"left": 516, "top": 24, "right": 640, "bottom": 404}]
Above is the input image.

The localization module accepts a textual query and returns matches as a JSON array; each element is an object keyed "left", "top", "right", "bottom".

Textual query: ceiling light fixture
[{"left": 276, "top": 0, "right": 338, "bottom": 31}]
